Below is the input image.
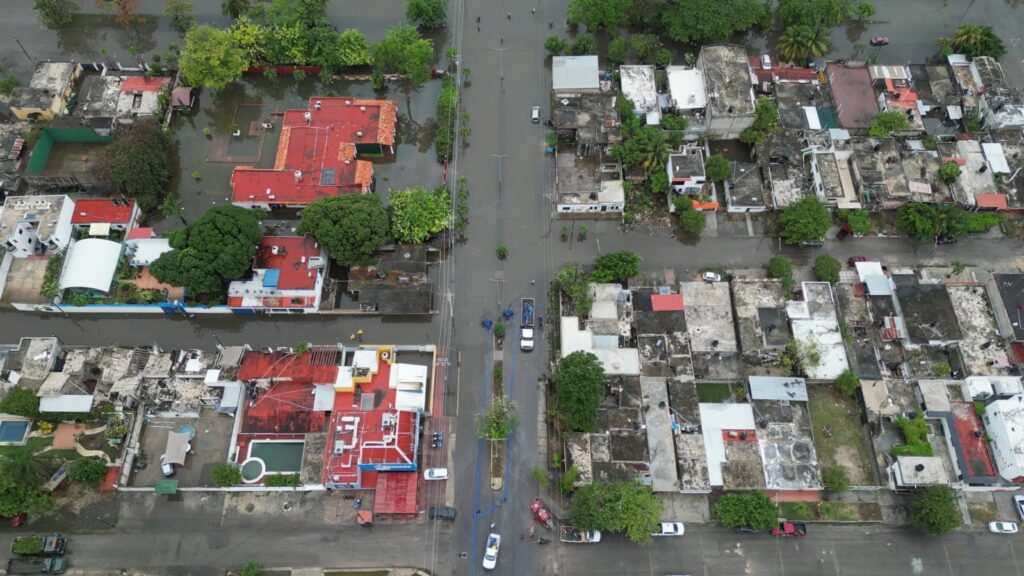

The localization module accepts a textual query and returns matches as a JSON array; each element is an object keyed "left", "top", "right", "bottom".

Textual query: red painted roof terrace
[
  {"left": 253, "top": 235, "right": 323, "bottom": 291},
  {"left": 282, "top": 97, "right": 397, "bottom": 147},
  {"left": 238, "top": 350, "right": 340, "bottom": 385},
  {"left": 120, "top": 76, "right": 171, "bottom": 93},
  {"left": 70, "top": 198, "right": 136, "bottom": 225}
]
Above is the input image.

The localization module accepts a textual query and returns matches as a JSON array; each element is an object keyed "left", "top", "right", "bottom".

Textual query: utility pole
[{"left": 14, "top": 38, "right": 33, "bottom": 67}]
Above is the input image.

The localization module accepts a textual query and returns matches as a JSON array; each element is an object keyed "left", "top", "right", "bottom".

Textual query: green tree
[
  {"left": 475, "top": 395, "right": 519, "bottom": 440},
  {"left": 571, "top": 482, "right": 661, "bottom": 545},
  {"left": 896, "top": 203, "right": 941, "bottom": 242},
  {"left": 836, "top": 369, "right": 860, "bottom": 398},
  {"left": 68, "top": 457, "right": 107, "bottom": 485},
  {"left": 222, "top": 0, "right": 249, "bottom": 18},
  {"left": 591, "top": 251, "right": 642, "bottom": 283},
  {"left": 299, "top": 195, "right": 389, "bottom": 265},
  {"left": 567, "top": 0, "right": 634, "bottom": 32},
  {"left": 777, "top": 0, "right": 849, "bottom": 27},
  {"left": 767, "top": 255, "right": 794, "bottom": 293},
  {"left": 165, "top": 0, "right": 195, "bottom": 34},
  {"left": 611, "top": 124, "right": 667, "bottom": 170},
  {"left": 0, "top": 474, "right": 48, "bottom": 517},
  {"left": 629, "top": 34, "right": 662, "bottom": 61},
  {"left": 389, "top": 186, "right": 450, "bottom": 243},
  {"left": 740, "top": 97, "right": 780, "bottom": 144},
  {"left": 867, "top": 110, "right": 910, "bottom": 138},
  {"left": 150, "top": 205, "right": 263, "bottom": 299},
  {"left": 777, "top": 24, "right": 829, "bottom": 61},
  {"left": 813, "top": 254, "right": 841, "bottom": 283},
  {"left": 240, "top": 561, "right": 263, "bottom": 576},
  {"left": 159, "top": 195, "right": 188, "bottom": 226},
  {"left": 607, "top": 37, "right": 629, "bottom": 65},
  {"left": 713, "top": 492, "right": 777, "bottom": 530},
  {"left": 910, "top": 486, "right": 960, "bottom": 535},
  {"left": 90, "top": 120, "right": 176, "bottom": 213},
  {"left": 838, "top": 209, "right": 870, "bottom": 235},
  {"left": 571, "top": 33, "right": 597, "bottom": 55},
  {"left": 779, "top": 338, "right": 822, "bottom": 376},
  {"left": 34, "top": 0, "right": 79, "bottom": 28},
  {"left": 853, "top": 2, "right": 875, "bottom": 21},
  {"left": 940, "top": 24, "right": 1006, "bottom": 59},
  {"left": 660, "top": 115, "right": 688, "bottom": 131},
  {"left": 1, "top": 451, "right": 50, "bottom": 487},
  {"left": 938, "top": 161, "right": 962, "bottom": 185},
  {"left": 821, "top": 466, "right": 850, "bottom": 491},
  {"left": 704, "top": 154, "right": 731, "bottom": 182},
  {"left": 180, "top": 25, "right": 250, "bottom": 89},
  {"left": 374, "top": 25, "right": 434, "bottom": 89},
  {"left": 545, "top": 35, "right": 568, "bottom": 56},
  {"left": 0, "top": 387, "right": 41, "bottom": 419},
  {"left": 778, "top": 197, "right": 830, "bottom": 245},
  {"left": 554, "top": 351, "right": 606, "bottom": 432},
  {"left": 649, "top": 0, "right": 769, "bottom": 45},
  {"left": 337, "top": 29, "right": 372, "bottom": 67},
  {"left": 212, "top": 463, "right": 243, "bottom": 487},
  {"left": 678, "top": 209, "right": 706, "bottom": 234},
  {"left": 407, "top": 0, "right": 446, "bottom": 28}
]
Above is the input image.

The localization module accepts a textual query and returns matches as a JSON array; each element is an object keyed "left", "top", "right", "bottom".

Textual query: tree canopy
[
  {"left": 180, "top": 25, "right": 250, "bottom": 89},
  {"left": 150, "top": 205, "right": 263, "bottom": 299},
  {"left": 867, "top": 111, "right": 910, "bottom": 138},
  {"left": 896, "top": 203, "right": 1003, "bottom": 243},
  {"left": 68, "top": 457, "right": 107, "bottom": 484},
  {"left": 566, "top": 0, "right": 634, "bottom": 32},
  {"left": 570, "top": 482, "right": 662, "bottom": 544},
  {"left": 0, "top": 473, "right": 48, "bottom": 517},
  {"left": 611, "top": 121, "right": 667, "bottom": 171},
  {"left": 0, "top": 387, "right": 40, "bottom": 419},
  {"left": 836, "top": 369, "right": 860, "bottom": 398},
  {"left": 299, "top": 195, "right": 389, "bottom": 265},
  {"left": 777, "top": 0, "right": 849, "bottom": 27},
  {"left": 554, "top": 351, "right": 606, "bottom": 432},
  {"left": 910, "top": 486, "right": 960, "bottom": 535},
  {"left": 838, "top": 209, "right": 870, "bottom": 235},
  {"left": 938, "top": 161, "right": 961, "bottom": 185},
  {"left": 373, "top": 25, "right": 434, "bottom": 89},
  {"left": 813, "top": 254, "right": 841, "bottom": 283},
  {"left": 34, "top": 0, "right": 79, "bottom": 28},
  {"left": 777, "top": 24, "right": 829, "bottom": 62},
  {"left": 591, "top": 251, "right": 642, "bottom": 283},
  {"left": 632, "top": 0, "right": 769, "bottom": 45},
  {"left": 778, "top": 197, "right": 830, "bottom": 245},
  {"left": 406, "top": 0, "right": 447, "bottom": 28},
  {"left": 2, "top": 451, "right": 50, "bottom": 487},
  {"left": 704, "top": 154, "right": 731, "bottom": 182},
  {"left": 767, "top": 255, "right": 794, "bottom": 293},
  {"left": 678, "top": 208, "right": 706, "bottom": 235},
  {"left": 389, "top": 186, "right": 450, "bottom": 243},
  {"left": 90, "top": 120, "right": 177, "bottom": 213},
  {"left": 713, "top": 492, "right": 778, "bottom": 530},
  {"left": 940, "top": 24, "right": 1006, "bottom": 59},
  {"left": 739, "top": 97, "right": 780, "bottom": 144},
  {"left": 475, "top": 395, "right": 519, "bottom": 441}
]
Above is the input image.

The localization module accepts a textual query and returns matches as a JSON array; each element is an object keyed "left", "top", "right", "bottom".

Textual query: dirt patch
[
  {"left": 968, "top": 501, "right": 1000, "bottom": 525},
  {"left": 809, "top": 385, "right": 874, "bottom": 485},
  {"left": 490, "top": 440, "right": 505, "bottom": 489},
  {"left": 780, "top": 501, "right": 882, "bottom": 522}
]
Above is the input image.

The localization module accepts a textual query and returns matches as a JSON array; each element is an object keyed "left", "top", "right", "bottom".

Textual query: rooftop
[
  {"left": 666, "top": 146, "right": 705, "bottom": 182},
  {"left": 948, "top": 285, "right": 1010, "bottom": 376},
  {"left": 891, "top": 456, "right": 949, "bottom": 487},
  {"left": 850, "top": 138, "right": 911, "bottom": 203},
  {"left": 731, "top": 279, "right": 790, "bottom": 361},
  {"left": 0, "top": 194, "right": 71, "bottom": 243},
  {"left": 825, "top": 64, "right": 879, "bottom": 128},
  {"left": 666, "top": 66, "right": 707, "bottom": 111},
  {"left": 680, "top": 281, "right": 737, "bottom": 353},
  {"left": 700, "top": 45, "right": 755, "bottom": 118},
  {"left": 699, "top": 403, "right": 764, "bottom": 489},
  {"left": 754, "top": 401, "right": 820, "bottom": 491},
  {"left": 10, "top": 62, "right": 76, "bottom": 110},
  {"left": 551, "top": 92, "right": 621, "bottom": 146},
  {"left": 893, "top": 275, "right": 961, "bottom": 344},
  {"left": 552, "top": 55, "right": 600, "bottom": 92},
  {"left": 727, "top": 162, "right": 766, "bottom": 209},
  {"left": 951, "top": 140, "right": 997, "bottom": 206},
  {"left": 993, "top": 274, "right": 1024, "bottom": 341},
  {"left": 620, "top": 65, "right": 658, "bottom": 114},
  {"left": 69, "top": 198, "right": 136, "bottom": 225},
  {"left": 788, "top": 282, "right": 849, "bottom": 379},
  {"left": 774, "top": 82, "right": 822, "bottom": 129},
  {"left": 227, "top": 235, "right": 326, "bottom": 310},
  {"left": 555, "top": 143, "right": 623, "bottom": 204}
]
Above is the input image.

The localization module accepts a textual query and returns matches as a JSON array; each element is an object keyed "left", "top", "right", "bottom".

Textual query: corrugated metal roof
[
  {"left": 748, "top": 376, "right": 808, "bottom": 402},
  {"left": 552, "top": 56, "right": 599, "bottom": 91}
]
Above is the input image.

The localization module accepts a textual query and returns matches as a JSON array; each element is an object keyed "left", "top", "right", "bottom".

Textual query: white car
[
  {"left": 482, "top": 533, "right": 501, "bottom": 570},
  {"left": 761, "top": 54, "right": 772, "bottom": 69},
  {"left": 653, "top": 522, "right": 685, "bottom": 536},
  {"left": 531, "top": 106, "right": 541, "bottom": 123},
  {"left": 989, "top": 521, "right": 1019, "bottom": 534},
  {"left": 159, "top": 454, "right": 175, "bottom": 478},
  {"left": 702, "top": 272, "right": 721, "bottom": 282},
  {"left": 423, "top": 468, "right": 449, "bottom": 481},
  {"left": 1013, "top": 494, "right": 1024, "bottom": 521}
]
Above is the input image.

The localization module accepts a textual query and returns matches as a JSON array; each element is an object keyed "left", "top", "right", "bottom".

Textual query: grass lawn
[
  {"left": 808, "top": 384, "right": 874, "bottom": 486},
  {"left": 697, "top": 383, "right": 734, "bottom": 403},
  {"left": 779, "top": 501, "right": 881, "bottom": 522},
  {"left": 0, "top": 436, "right": 52, "bottom": 457}
]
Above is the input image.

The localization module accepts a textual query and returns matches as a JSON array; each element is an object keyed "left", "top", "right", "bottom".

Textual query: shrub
[
  {"left": 767, "top": 256, "right": 794, "bottom": 293},
  {"left": 938, "top": 161, "right": 961, "bottom": 185},
  {"left": 836, "top": 370, "right": 860, "bottom": 398},
  {"left": 813, "top": 254, "right": 841, "bottom": 283},
  {"left": 264, "top": 474, "right": 300, "bottom": 487},
  {"left": 892, "top": 414, "right": 934, "bottom": 457},
  {"left": 838, "top": 209, "right": 870, "bottom": 235},
  {"left": 496, "top": 244, "right": 508, "bottom": 260},
  {"left": 212, "top": 463, "right": 243, "bottom": 487},
  {"left": 713, "top": 492, "right": 778, "bottom": 530},
  {"left": 0, "top": 387, "right": 41, "bottom": 419},
  {"left": 821, "top": 466, "right": 849, "bottom": 492},
  {"left": 679, "top": 208, "right": 706, "bottom": 234},
  {"left": 68, "top": 457, "right": 108, "bottom": 485}
]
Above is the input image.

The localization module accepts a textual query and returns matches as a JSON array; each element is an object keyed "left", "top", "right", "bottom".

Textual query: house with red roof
[
  {"left": 231, "top": 97, "right": 397, "bottom": 210},
  {"left": 69, "top": 198, "right": 139, "bottom": 236},
  {"left": 76, "top": 74, "right": 172, "bottom": 135},
  {"left": 227, "top": 235, "right": 328, "bottom": 313}
]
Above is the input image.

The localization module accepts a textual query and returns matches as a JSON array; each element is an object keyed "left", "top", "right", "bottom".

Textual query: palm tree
[
  {"left": 1, "top": 450, "right": 51, "bottom": 486},
  {"left": 221, "top": 0, "right": 249, "bottom": 19},
  {"left": 159, "top": 195, "right": 188, "bottom": 226},
  {"left": 777, "top": 25, "right": 829, "bottom": 62}
]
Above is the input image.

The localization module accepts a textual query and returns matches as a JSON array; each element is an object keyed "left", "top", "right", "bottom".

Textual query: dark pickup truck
[
  {"left": 11, "top": 535, "right": 67, "bottom": 557},
  {"left": 6, "top": 557, "right": 67, "bottom": 574}
]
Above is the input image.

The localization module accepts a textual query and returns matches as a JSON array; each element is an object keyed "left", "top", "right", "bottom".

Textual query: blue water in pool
[{"left": 0, "top": 420, "right": 29, "bottom": 443}]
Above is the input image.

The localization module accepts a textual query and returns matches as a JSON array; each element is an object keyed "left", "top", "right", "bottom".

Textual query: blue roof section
[{"left": 263, "top": 269, "right": 280, "bottom": 288}]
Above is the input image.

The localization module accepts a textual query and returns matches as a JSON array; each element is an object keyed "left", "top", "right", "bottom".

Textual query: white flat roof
[
  {"left": 39, "top": 394, "right": 94, "bottom": 413},
  {"left": 791, "top": 318, "right": 849, "bottom": 379},
  {"left": 560, "top": 316, "right": 640, "bottom": 375},
  {"left": 667, "top": 67, "right": 707, "bottom": 110},
  {"left": 699, "top": 403, "right": 755, "bottom": 487},
  {"left": 620, "top": 65, "right": 658, "bottom": 113},
  {"left": 982, "top": 142, "right": 1011, "bottom": 174},
  {"left": 59, "top": 238, "right": 121, "bottom": 293},
  {"left": 748, "top": 376, "right": 808, "bottom": 402},
  {"left": 553, "top": 56, "right": 600, "bottom": 91},
  {"left": 127, "top": 238, "right": 172, "bottom": 266}
]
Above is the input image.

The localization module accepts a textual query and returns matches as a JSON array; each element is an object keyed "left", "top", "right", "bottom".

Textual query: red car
[
  {"left": 848, "top": 256, "right": 870, "bottom": 267},
  {"left": 870, "top": 37, "right": 890, "bottom": 46}
]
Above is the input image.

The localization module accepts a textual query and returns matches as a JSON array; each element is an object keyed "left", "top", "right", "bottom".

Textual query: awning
[
  {"left": 39, "top": 395, "right": 94, "bottom": 413},
  {"left": 59, "top": 238, "right": 122, "bottom": 293},
  {"left": 155, "top": 479, "right": 178, "bottom": 495},
  {"left": 88, "top": 223, "right": 111, "bottom": 236},
  {"left": 164, "top": 431, "right": 191, "bottom": 466}
]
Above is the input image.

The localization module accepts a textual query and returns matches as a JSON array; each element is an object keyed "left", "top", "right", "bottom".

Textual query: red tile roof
[
  {"left": 826, "top": 64, "right": 879, "bottom": 129},
  {"left": 126, "top": 227, "right": 154, "bottom": 240},
  {"left": 70, "top": 198, "right": 136, "bottom": 225},
  {"left": 120, "top": 76, "right": 171, "bottom": 93},
  {"left": 237, "top": 350, "right": 340, "bottom": 385},
  {"left": 373, "top": 472, "right": 419, "bottom": 515},
  {"left": 283, "top": 97, "right": 397, "bottom": 147},
  {"left": 254, "top": 235, "right": 323, "bottom": 291},
  {"left": 975, "top": 193, "right": 1008, "bottom": 210},
  {"left": 651, "top": 294, "right": 684, "bottom": 312}
]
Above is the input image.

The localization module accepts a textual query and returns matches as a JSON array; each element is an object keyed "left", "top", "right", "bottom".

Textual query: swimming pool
[
  {"left": 0, "top": 420, "right": 30, "bottom": 445},
  {"left": 248, "top": 441, "right": 304, "bottom": 473}
]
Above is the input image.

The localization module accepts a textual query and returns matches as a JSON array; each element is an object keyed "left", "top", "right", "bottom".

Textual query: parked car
[
  {"left": 735, "top": 525, "right": 759, "bottom": 534},
  {"left": 423, "top": 468, "right": 449, "bottom": 481},
  {"left": 989, "top": 521, "right": 1019, "bottom": 534},
  {"left": 870, "top": 36, "right": 890, "bottom": 46},
  {"left": 848, "top": 255, "right": 870, "bottom": 267},
  {"left": 531, "top": 106, "right": 540, "bottom": 123},
  {"left": 653, "top": 522, "right": 685, "bottom": 536},
  {"left": 837, "top": 222, "right": 853, "bottom": 240},
  {"left": 482, "top": 533, "right": 501, "bottom": 570},
  {"left": 428, "top": 506, "right": 457, "bottom": 521},
  {"left": 1013, "top": 495, "right": 1024, "bottom": 521},
  {"left": 702, "top": 272, "right": 722, "bottom": 282},
  {"left": 159, "top": 454, "right": 175, "bottom": 478},
  {"left": 761, "top": 54, "right": 772, "bottom": 69}
]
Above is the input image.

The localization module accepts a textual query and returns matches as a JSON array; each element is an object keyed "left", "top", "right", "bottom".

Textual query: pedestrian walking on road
[{"left": 356, "top": 329, "right": 364, "bottom": 342}]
